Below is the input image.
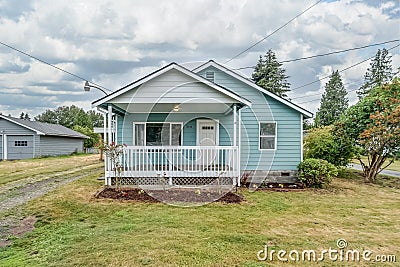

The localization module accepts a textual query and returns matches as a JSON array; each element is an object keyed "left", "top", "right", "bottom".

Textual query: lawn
[
  {"left": 1, "top": 166, "right": 399, "bottom": 266},
  {"left": 0, "top": 154, "right": 102, "bottom": 185}
]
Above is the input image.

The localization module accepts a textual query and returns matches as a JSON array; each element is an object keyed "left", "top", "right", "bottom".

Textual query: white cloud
[{"left": 0, "top": 0, "right": 398, "bottom": 117}]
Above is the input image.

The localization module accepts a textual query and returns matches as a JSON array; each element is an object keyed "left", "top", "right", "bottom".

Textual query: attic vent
[{"left": 205, "top": 71, "right": 214, "bottom": 82}]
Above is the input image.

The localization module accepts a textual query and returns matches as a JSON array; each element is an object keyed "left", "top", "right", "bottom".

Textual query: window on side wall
[
  {"left": 134, "top": 123, "right": 182, "bottom": 146},
  {"left": 259, "top": 122, "right": 276, "bottom": 150}
]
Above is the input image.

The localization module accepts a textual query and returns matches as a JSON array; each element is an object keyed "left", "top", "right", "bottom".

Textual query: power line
[
  {"left": 233, "top": 39, "right": 400, "bottom": 70},
  {"left": 291, "top": 43, "right": 400, "bottom": 92},
  {"left": 225, "top": 0, "right": 322, "bottom": 64},
  {"left": 0, "top": 41, "right": 112, "bottom": 92}
]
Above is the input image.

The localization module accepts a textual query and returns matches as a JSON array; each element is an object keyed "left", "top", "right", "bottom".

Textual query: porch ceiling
[{"left": 113, "top": 102, "right": 238, "bottom": 113}]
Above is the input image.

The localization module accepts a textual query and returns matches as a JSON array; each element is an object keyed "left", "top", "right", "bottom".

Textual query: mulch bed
[{"left": 96, "top": 187, "right": 244, "bottom": 204}]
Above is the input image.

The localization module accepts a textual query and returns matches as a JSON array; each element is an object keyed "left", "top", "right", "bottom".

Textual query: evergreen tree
[
  {"left": 19, "top": 112, "right": 25, "bottom": 119},
  {"left": 357, "top": 48, "right": 394, "bottom": 98},
  {"left": 315, "top": 70, "right": 348, "bottom": 126},
  {"left": 251, "top": 49, "right": 290, "bottom": 98},
  {"left": 24, "top": 113, "right": 30, "bottom": 120}
]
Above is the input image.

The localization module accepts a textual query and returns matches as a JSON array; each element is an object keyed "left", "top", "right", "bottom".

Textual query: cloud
[{"left": 0, "top": 0, "right": 398, "bottom": 118}]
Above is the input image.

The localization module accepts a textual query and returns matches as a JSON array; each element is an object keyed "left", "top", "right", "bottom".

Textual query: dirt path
[{"left": 0, "top": 159, "right": 104, "bottom": 247}]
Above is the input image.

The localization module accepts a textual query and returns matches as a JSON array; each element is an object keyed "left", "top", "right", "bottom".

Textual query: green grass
[
  {"left": 352, "top": 157, "right": 400, "bottom": 172},
  {"left": 0, "top": 154, "right": 102, "bottom": 185},
  {"left": 1, "top": 168, "right": 399, "bottom": 266}
]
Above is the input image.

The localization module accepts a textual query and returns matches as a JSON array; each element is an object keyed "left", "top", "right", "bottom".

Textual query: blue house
[{"left": 92, "top": 60, "right": 312, "bottom": 187}]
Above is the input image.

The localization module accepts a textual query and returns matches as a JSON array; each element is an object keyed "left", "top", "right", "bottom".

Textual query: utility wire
[
  {"left": 0, "top": 41, "right": 112, "bottom": 92},
  {"left": 290, "top": 43, "right": 400, "bottom": 92},
  {"left": 233, "top": 39, "right": 400, "bottom": 70},
  {"left": 225, "top": 0, "right": 322, "bottom": 64}
]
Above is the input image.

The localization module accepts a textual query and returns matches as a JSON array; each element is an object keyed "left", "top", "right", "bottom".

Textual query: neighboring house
[
  {"left": 0, "top": 115, "right": 88, "bottom": 160},
  {"left": 92, "top": 60, "right": 312, "bottom": 187}
]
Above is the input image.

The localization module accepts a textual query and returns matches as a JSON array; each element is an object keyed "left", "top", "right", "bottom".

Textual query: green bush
[
  {"left": 298, "top": 158, "right": 338, "bottom": 188},
  {"left": 304, "top": 126, "right": 355, "bottom": 167}
]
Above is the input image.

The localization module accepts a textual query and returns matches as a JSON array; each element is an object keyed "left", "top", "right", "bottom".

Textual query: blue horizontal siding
[{"left": 197, "top": 67, "right": 302, "bottom": 171}]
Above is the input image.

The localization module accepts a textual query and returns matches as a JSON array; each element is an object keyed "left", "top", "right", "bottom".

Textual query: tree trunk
[{"left": 362, "top": 155, "right": 386, "bottom": 183}]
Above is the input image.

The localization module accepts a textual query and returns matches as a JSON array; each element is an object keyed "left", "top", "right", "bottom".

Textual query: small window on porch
[{"left": 259, "top": 122, "right": 276, "bottom": 150}]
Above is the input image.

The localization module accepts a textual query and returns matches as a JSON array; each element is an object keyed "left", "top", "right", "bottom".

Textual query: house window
[
  {"left": 259, "top": 122, "right": 276, "bottom": 150},
  {"left": 134, "top": 123, "right": 182, "bottom": 146},
  {"left": 205, "top": 71, "right": 214, "bottom": 82},
  {"left": 15, "top": 141, "right": 28, "bottom": 147}
]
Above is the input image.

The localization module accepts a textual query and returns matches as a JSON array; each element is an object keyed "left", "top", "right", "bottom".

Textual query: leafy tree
[
  {"left": 335, "top": 79, "right": 400, "bottom": 182},
  {"left": 35, "top": 105, "right": 102, "bottom": 129},
  {"left": 304, "top": 126, "right": 355, "bottom": 167},
  {"left": 251, "top": 49, "right": 290, "bottom": 98},
  {"left": 72, "top": 125, "right": 100, "bottom": 149},
  {"left": 357, "top": 48, "right": 394, "bottom": 98},
  {"left": 315, "top": 70, "right": 348, "bottom": 126},
  {"left": 87, "top": 110, "right": 104, "bottom": 127}
]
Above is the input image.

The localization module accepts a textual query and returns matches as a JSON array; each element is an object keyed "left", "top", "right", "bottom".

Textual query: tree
[
  {"left": 335, "top": 79, "right": 400, "bottom": 182},
  {"left": 24, "top": 113, "right": 30, "bottom": 120},
  {"left": 357, "top": 48, "right": 394, "bottom": 98},
  {"left": 315, "top": 70, "right": 348, "bottom": 126},
  {"left": 87, "top": 110, "right": 104, "bottom": 127},
  {"left": 72, "top": 125, "right": 100, "bottom": 149},
  {"left": 19, "top": 112, "right": 25, "bottom": 119},
  {"left": 251, "top": 49, "right": 290, "bottom": 98},
  {"left": 304, "top": 126, "right": 355, "bottom": 167},
  {"left": 35, "top": 105, "right": 102, "bottom": 129}
]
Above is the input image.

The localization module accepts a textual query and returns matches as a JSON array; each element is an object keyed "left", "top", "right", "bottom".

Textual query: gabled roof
[
  {"left": 92, "top": 62, "right": 252, "bottom": 108},
  {"left": 193, "top": 60, "right": 313, "bottom": 118},
  {"left": 0, "top": 115, "right": 89, "bottom": 139}
]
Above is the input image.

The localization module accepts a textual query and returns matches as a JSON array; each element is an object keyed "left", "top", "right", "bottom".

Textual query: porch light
[
  {"left": 84, "top": 81, "right": 108, "bottom": 95},
  {"left": 173, "top": 104, "right": 180, "bottom": 112}
]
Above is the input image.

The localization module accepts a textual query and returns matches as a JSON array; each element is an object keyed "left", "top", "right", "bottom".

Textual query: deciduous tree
[{"left": 335, "top": 78, "right": 400, "bottom": 182}]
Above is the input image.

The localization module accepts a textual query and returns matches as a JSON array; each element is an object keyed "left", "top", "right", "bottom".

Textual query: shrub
[{"left": 297, "top": 158, "right": 338, "bottom": 188}]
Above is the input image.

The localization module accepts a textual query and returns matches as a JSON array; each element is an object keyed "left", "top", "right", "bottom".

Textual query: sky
[{"left": 0, "top": 0, "right": 399, "bottom": 119}]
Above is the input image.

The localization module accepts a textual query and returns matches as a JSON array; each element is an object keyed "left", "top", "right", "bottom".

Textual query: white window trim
[
  {"left": 259, "top": 121, "right": 277, "bottom": 151},
  {"left": 133, "top": 122, "right": 183, "bottom": 146}
]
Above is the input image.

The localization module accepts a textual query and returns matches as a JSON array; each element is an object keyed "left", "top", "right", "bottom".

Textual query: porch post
[
  {"left": 108, "top": 105, "right": 113, "bottom": 145},
  {"left": 103, "top": 112, "right": 107, "bottom": 146},
  {"left": 238, "top": 108, "right": 242, "bottom": 186},
  {"left": 233, "top": 104, "right": 237, "bottom": 147}
]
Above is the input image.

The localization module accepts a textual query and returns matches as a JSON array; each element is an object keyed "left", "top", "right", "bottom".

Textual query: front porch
[{"left": 105, "top": 145, "right": 239, "bottom": 187}]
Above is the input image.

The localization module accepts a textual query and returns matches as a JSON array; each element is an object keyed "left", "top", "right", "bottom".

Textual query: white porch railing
[{"left": 105, "top": 146, "right": 239, "bottom": 185}]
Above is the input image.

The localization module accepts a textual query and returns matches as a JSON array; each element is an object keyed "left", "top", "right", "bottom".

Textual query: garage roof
[{"left": 0, "top": 115, "right": 88, "bottom": 139}]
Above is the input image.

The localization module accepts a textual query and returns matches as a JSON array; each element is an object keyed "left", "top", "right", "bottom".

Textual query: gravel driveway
[{"left": 0, "top": 159, "right": 103, "bottom": 247}]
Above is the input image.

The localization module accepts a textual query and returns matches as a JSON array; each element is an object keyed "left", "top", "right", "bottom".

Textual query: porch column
[
  {"left": 103, "top": 112, "right": 107, "bottom": 145},
  {"left": 238, "top": 108, "right": 242, "bottom": 187},
  {"left": 233, "top": 104, "right": 237, "bottom": 147},
  {"left": 108, "top": 105, "right": 113, "bottom": 145}
]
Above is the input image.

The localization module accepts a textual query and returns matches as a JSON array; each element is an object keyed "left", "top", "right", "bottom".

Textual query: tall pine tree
[
  {"left": 357, "top": 48, "right": 394, "bottom": 98},
  {"left": 251, "top": 49, "right": 290, "bottom": 98},
  {"left": 315, "top": 70, "right": 348, "bottom": 126}
]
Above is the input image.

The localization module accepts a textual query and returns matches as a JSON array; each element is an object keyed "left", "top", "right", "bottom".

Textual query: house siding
[
  {"left": 39, "top": 136, "right": 84, "bottom": 156},
  {"left": 197, "top": 66, "right": 302, "bottom": 171},
  {"left": 111, "top": 69, "right": 238, "bottom": 105},
  {"left": 0, "top": 134, "right": 2, "bottom": 160}
]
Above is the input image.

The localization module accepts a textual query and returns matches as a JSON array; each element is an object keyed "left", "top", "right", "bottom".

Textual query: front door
[{"left": 197, "top": 120, "right": 217, "bottom": 167}]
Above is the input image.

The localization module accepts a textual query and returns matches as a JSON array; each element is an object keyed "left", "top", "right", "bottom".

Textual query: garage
[{"left": 6, "top": 135, "right": 34, "bottom": 160}]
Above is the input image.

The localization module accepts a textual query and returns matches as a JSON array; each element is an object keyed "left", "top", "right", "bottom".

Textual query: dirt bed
[{"left": 96, "top": 187, "right": 244, "bottom": 204}]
